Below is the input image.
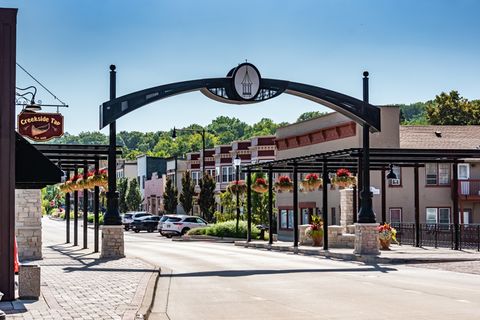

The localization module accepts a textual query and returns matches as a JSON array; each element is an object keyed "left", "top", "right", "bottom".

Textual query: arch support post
[
  {"left": 101, "top": 65, "right": 125, "bottom": 259},
  {"left": 354, "top": 72, "right": 379, "bottom": 255}
]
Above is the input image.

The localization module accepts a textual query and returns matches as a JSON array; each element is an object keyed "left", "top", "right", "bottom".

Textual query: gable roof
[{"left": 400, "top": 126, "right": 480, "bottom": 149}]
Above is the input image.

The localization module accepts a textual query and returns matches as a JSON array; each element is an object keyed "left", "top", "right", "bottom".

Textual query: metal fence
[{"left": 391, "top": 223, "right": 480, "bottom": 251}]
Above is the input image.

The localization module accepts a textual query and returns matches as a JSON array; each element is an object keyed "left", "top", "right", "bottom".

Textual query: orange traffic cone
[{"left": 14, "top": 236, "right": 19, "bottom": 274}]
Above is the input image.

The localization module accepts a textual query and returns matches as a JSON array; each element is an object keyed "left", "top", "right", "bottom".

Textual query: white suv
[{"left": 161, "top": 215, "right": 208, "bottom": 238}]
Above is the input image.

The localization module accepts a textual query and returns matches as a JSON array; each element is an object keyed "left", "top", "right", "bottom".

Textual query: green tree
[
  {"left": 425, "top": 91, "right": 478, "bottom": 125},
  {"left": 250, "top": 173, "right": 274, "bottom": 225},
  {"left": 180, "top": 171, "right": 195, "bottom": 214},
  {"left": 163, "top": 177, "right": 178, "bottom": 214},
  {"left": 198, "top": 174, "right": 216, "bottom": 221},
  {"left": 244, "top": 118, "right": 279, "bottom": 137},
  {"left": 398, "top": 102, "right": 427, "bottom": 124},
  {"left": 126, "top": 178, "right": 142, "bottom": 211},
  {"left": 296, "top": 111, "right": 328, "bottom": 122},
  {"left": 207, "top": 116, "right": 249, "bottom": 144},
  {"left": 118, "top": 178, "right": 129, "bottom": 213}
]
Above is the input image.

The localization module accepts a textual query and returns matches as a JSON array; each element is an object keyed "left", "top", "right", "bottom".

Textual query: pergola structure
[
  {"left": 34, "top": 144, "right": 122, "bottom": 252},
  {"left": 242, "top": 147, "right": 480, "bottom": 251}
]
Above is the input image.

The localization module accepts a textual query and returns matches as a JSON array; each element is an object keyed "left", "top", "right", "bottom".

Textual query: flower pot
[
  {"left": 276, "top": 184, "right": 293, "bottom": 193},
  {"left": 300, "top": 180, "right": 322, "bottom": 192},
  {"left": 312, "top": 234, "right": 323, "bottom": 247},
  {"left": 252, "top": 184, "right": 268, "bottom": 193},
  {"left": 379, "top": 238, "right": 391, "bottom": 250}
]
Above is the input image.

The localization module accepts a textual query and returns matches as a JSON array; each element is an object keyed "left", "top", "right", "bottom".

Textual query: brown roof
[{"left": 400, "top": 126, "right": 480, "bottom": 149}]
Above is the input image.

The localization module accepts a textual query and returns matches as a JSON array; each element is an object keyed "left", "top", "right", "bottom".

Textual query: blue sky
[{"left": 4, "top": 0, "right": 480, "bottom": 134}]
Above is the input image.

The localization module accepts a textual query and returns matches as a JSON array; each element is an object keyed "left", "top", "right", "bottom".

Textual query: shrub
[
  {"left": 203, "top": 220, "right": 260, "bottom": 239},
  {"left": 186, "top": 227, "right": 207, "bottom": 236}
]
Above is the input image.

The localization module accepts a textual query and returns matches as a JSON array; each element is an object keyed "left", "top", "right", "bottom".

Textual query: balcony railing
[
  {"left": 391, "top": 223, "right": 480, "bottom": 251},
  {"left": 456, "top": 179, "right": 480, "bottom": 198}
]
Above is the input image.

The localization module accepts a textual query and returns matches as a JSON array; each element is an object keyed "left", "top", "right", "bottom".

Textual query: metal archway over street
[{"left": 99, "top": 63, "right": 381, "bottom": 131}]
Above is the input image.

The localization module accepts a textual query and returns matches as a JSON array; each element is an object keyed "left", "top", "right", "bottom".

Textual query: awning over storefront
[{"left": 15, "top": 133, "right": 64, "bottom": 189}]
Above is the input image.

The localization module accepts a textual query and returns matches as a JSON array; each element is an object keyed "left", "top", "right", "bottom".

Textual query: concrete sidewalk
[
  {"left": 0, "top": 244, "right": 158, "bottom": 320},
  {"left": 236, "top": 240, "right": 480, "bottom": 264}
]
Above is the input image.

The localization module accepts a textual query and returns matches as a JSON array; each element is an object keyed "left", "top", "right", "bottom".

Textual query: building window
[
  {"left": 191, "top": 171, "right": 200, "bottom": 186},
  {"left": 221, "top": 166, "right": 233, "bottom": 183},
  {"left": 142, "top": 175, "right": 145, "bottom": 189},
  {"left": 207, "top": 169, "right": 215, "bottom": 178},
  {"left": 389, "top": 208, "right": 402, "bottom": 223},
  {"left": 426, "top": 207, "right": 451, "bottom": 225},
  {"left": 425, "top": 163, "right": 450, "bottom": 186},
  {"left": 280, "top": 209, "right": 294, "bottom": 230},
  {"left": 388, "top": 166, "right": 401, "bottom": 186}
]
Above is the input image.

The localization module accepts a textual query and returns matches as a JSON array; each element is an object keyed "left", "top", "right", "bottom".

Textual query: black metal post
[
  {"left": 381, "top": 168, "right": 386, "bottom": 224},
  {"left": 357, "top": 156, "right": 363, "bottom": 220},
  {"left": 74, "top": 166, "right": 79, "bottom": 246},
  {"left": 246, "top": 168, "right": 252, "bottom": 242},
  {"left": 352, "top": 183, "right": 357, "bottom": 224},
  {"left": 202, "top": 129, "right": 206, "bottom": 177},
  {"left": 65, "top": 170, "right": 71, "bottom": 244},
  {"left": 235, "top": 162, "right": 240, "bottom": 232},
  {"left": 414, "top": 165, "right": 420, "bottom": 247},
  {"left": 174, "top": 154, "right": 178, "bottom": 214},
  {"left": 358, "top": 71, "right": 376, "bottom": 223},
  {"left": 452, "top": 162, "right": 459, "bottom": 250},
  {"left": 268, "top": 167, "right": 273, "bottom": 245},
  {"left": 94, "top": 159, "right": 100, "bottom": 253},
  {"left": 83, "top": 162, "right": 88, "bottom": 249},
  {"left": 0, "top": 8, "right": 17, "bottom": 301},
  {"left": 104, "top": 64, "right": 121, "bottom": 225},
  {"left": 322, "top": 160, "right": 329, "bottom": 250},
  {"left": 293, "top": 163, "right": 299, "bottom": 247}
]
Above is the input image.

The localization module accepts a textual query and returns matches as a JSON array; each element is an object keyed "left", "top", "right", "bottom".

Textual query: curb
[
  {"left": 236, "top": 241, "right": 480, "bottom": 265},
  {"left": 175, "top": 235, "right": 245, "bottom": 243},
  {"left": 134, "top": 266, "right": 160, "bottom": 320}
]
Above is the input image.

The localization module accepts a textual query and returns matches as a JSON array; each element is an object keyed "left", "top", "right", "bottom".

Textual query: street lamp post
[
  {"left": 172, "top": 127, "right": 210, "bottom": 177},
  {"left": 234, "top": 155, "right": 241, "bottom": 232}
]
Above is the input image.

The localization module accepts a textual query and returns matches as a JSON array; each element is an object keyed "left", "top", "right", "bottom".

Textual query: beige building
[{"left": 273, "top": 107, "right": 480, "bottom": 240}]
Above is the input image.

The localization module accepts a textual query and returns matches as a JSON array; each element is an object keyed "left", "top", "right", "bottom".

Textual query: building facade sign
[{"left": 17, "top": 112, "right": 64, "bottom": 141}]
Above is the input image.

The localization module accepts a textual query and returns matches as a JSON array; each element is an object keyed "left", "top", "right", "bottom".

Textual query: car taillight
[{"left": 173, "top": 222, "right": 183, "bottom": 226}]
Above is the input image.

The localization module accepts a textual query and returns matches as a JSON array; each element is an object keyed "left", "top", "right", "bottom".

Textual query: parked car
[
  {"left": 161, "top": 215, "right": 208, "bottom": 238},
  {"left": 122, "top": 212, "right": 151, "bottom": 231},
  {"left": 157, "top": 215, "right": 176, "bottom": 235},
  {"left": 131, "top": 215, "right": 161, "bottom": 233}
]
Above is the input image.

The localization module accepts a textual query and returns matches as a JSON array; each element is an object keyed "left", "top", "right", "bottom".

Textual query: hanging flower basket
[
  {"left": 84, "top": 170, "right": 96, "bottom": 189},
  {"left": 332, "top": 168, "right": 356, "bottom": 189},
  {"left": 300, "top": 173, "right": 322, "bottom": 192},
  {"left": 92, "top": 169, "right": 108, "bottom": 188},
  {"left": 252, "top": 177, "right": 269, "bottom": 193},
  {"left": 227, "top": 180, "right": 247, "bottom": 194},
  {"left": 275, "top": 176, "right": 293, "bottom": 193},
  {"left": 70, "top": 175, "right": 81, "bottom": 191}
]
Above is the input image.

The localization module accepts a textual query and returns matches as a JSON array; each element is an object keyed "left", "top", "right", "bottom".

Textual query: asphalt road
[{"left": 44, "top": 218, "right": 480, "bottom": 320}]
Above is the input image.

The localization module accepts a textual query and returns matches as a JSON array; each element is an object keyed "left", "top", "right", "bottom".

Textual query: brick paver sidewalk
[{"left": 0, "top": 244, "right": 156, "bottom": 320}]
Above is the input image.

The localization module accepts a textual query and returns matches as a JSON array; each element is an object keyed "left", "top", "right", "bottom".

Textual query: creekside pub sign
[{"left": 17, "top": 112, "right": 64, "bottom": 141}]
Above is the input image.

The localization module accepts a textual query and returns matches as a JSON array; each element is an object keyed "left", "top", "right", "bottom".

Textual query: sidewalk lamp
[
  {"left": 386, "top": 164, "right": 397, "bottom": 180},
  {"left": 16, "top": 86, "right": 41, "bottom": 112},
  {"left": 172, "top": 127, "right": 213, "bottom": 177},
  {"left": 233, "top": 155, "right": 241, "bottom": 231}
]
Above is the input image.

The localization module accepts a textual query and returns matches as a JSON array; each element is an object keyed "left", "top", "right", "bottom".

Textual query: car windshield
[{"left": 166, "top": 217, "right": 182, "bottom": 222}]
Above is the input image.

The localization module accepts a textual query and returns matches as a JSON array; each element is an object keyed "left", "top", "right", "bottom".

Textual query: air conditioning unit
[{"left": 390, "top": 179, "right": 401, "bottom": 186}]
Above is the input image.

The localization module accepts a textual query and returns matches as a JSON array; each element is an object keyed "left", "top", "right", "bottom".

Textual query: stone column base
[
  {"left": 353, "top": 223, "right": 380, "bottom": 255},
  {"left": 101, "top": 226, "right": 125, "bottom": 259}
]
